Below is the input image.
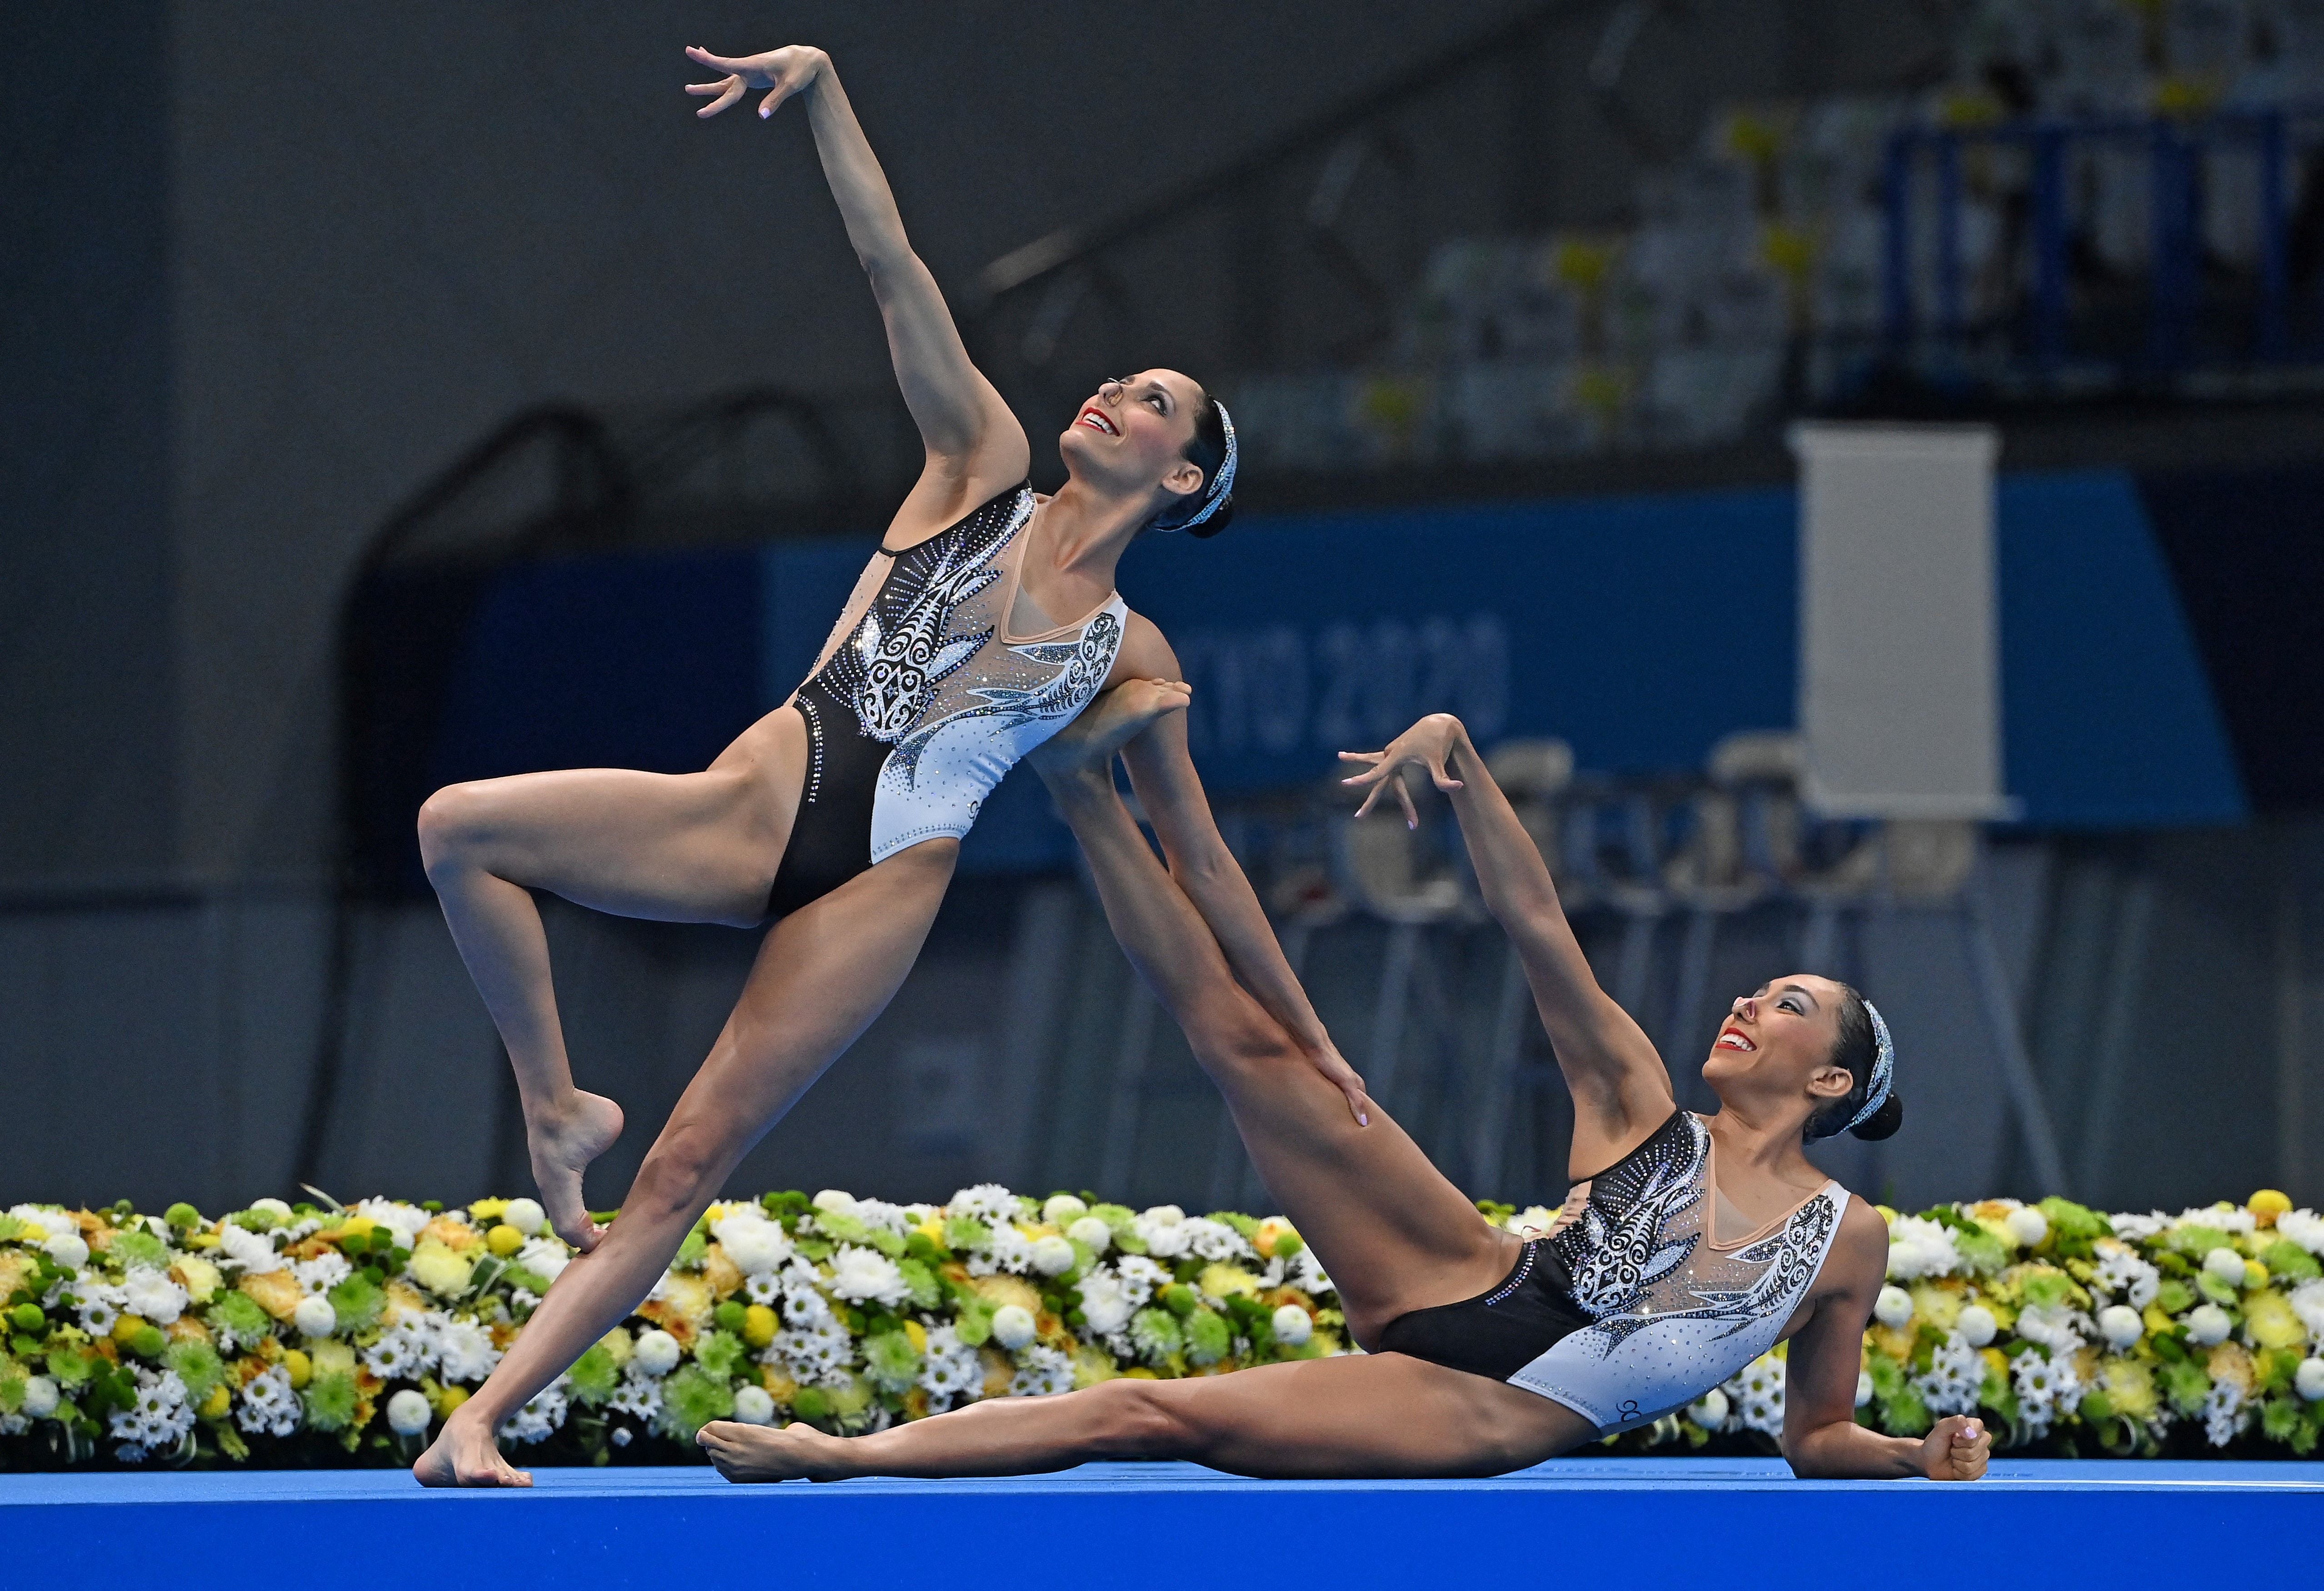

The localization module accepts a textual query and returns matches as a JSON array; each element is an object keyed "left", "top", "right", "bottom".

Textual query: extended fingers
[{"left": 692, "top": 76, "right": 745, "bottom": 116}]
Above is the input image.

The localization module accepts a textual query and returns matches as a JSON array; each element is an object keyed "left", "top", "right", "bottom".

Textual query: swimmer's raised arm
[
  {"left": 685, "top": 45, "right": 1027, "bottom": 524},
  {"left": 1341, "top": 714, "right": 1672, "bottom": 1169}
]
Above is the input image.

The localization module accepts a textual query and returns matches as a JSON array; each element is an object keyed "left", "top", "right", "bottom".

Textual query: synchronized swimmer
[{"left": 411, "top": 40, "right": 1988, "bottom": 1487}]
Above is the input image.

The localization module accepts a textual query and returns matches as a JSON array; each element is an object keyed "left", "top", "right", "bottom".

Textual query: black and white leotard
[
  {"left": 1379, "top": 1110, "right": 1849, "bottom": 1433},
  {"left": 768, "top": 483, "right": 1126, "bottom": 915}
]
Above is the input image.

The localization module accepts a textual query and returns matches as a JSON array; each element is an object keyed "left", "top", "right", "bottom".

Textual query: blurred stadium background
[{"left": 7, "top": 1, "right": 2323, "bottom": 1217}]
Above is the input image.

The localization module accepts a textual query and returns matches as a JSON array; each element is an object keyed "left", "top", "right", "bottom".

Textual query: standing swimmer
[{"left": 412, "top": 43, "right": 1363, "bottom": 1487}]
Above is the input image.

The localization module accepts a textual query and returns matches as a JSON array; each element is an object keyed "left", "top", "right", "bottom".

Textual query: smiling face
[
  {"left": 1058, "top": 369, "right": 1209, "bottom": 510},
  {"left": 1701, "top": 974, "right": 1856, "bottom": 1126}
]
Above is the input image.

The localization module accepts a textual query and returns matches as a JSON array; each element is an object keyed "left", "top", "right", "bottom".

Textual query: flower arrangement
[{"left": 0, "top": 1185, "right": 2317, "bottom": 1470}]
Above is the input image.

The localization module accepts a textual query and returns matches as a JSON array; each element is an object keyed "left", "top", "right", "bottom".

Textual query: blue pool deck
[{"left": 6, "top": 1458, "right": 2319, "bottom": 1588}]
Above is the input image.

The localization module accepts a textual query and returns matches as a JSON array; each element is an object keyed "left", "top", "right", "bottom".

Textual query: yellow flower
[
  {"left": 169, "top": 1255, "right": 221, "bottom": 1304},
  {"left": 759, "top": 1365, "right": 800, "bottom": 1404},
  {"left": 597, "top": 1327, "right": 633, "bottom": 1366},
  {"left": 408, "top": 1239, "right": 475, "bottom": 1297},
  {"left": 1198, "top": 1264, "right": 1260, "bottom": 1303},
  {"left": 900, "top": 1319, "right": 926, "bottom": 1354},
  {"left": 432, "top": 1385, "right": 470, "bottom": 1416},
  {"left": 283, "top": 1349, "right": 312, "bottom": 1389},
  {"left": 239, "top": 1270, "right": 304, "bottom": 1322},
  {"left": 979, "top": 1347, "right": 1015, "bottom": 1400},
  {"left": 2207, "top": 1342, "right": 2256, "bottom": 1396},
  {"left": 485, "top": 1225, "right": 524, "bottom": 1258},
  {"left": 198, "top": 1381, "right": 231, "bottom": 1418},
  {"left": 1071, "top": 1344, "right": 1119, "bottom": 1389},
  {"left": 1253, "top": 1218, "right": 1298, "bottom": 1259},
  {"left": 744, "top": 1305, "right": 778, "bottom": 1350},
  {"left": 419, "top": 1217, "right": 482, "bottom": 1252},
  {"left": 468, "top": 1198, "right": 510, "bottom": 1222},
  {"left": 2099, "top": 1357, "right": 2158, "bottom": 1420},
  {"left": 1121, "top": 1367, "right": 1160, "bottom": 1380},
  {"left": 1980, "top": 1347, "right": 2010, "bottom": 1381},
  {"left": 969, "top": 1274, "right": 1042, "bottom": 1315},
  {"left": 2244, "top": 1289, "right": 2307, "bottom": 1351},
  {"left": 112, "top": 1313, "right": 149, "bottom": 1345},
  {"left": 2144, "top": 1302, "right": 2176, "bottom": 1336},
  {"left": 2249, "top": 1189, "right": 2292, "bottom": 1228},
  {"left": 1909, "top": 1282, "right": 1964, "bottom": 1333},
  {"left": 18, "top": 1222, "right": 46, "bottom": 1244},
  {"left": 310, "top": 1340, "right": 355, "bottom": 1378}
]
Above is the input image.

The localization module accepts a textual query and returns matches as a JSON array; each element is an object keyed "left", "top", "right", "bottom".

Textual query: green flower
[
  {"left": 792, "top": 1385, "right": 831, "bottom": 1423},
  {"left": 861, "top": 1330, "right": 921, "bottom": 1394},
  {"left": 163, "top": 1340, "right": 225, "bottom": 1406},
  {"left": 657, "top": 1365, "right": 735, "bottom": 1441},
  {"left": 567, "top": 1342, "right": 620, "bottom": 1406},
  {"left": 944, "top": 1216, "right": 991, "bottom": 1251},
  {"left": 952, "top": 1296, "right": 995, "bottom": 1347},
  {"left": 110, "top": 1230, "right": 168, "bottom": 1270},
  {"left": 45, "top": 1343, "right": 97, "bottom": 1388},
  {"left": 1129, "top": 1308, "right": 1181, "bottom": 1364},
  {"left": 2159, "top": 1359, "right": 2211, "bottom": 1416},
  {"left": 2260, "top": 1241, "right": 2322, "bottom": 1283},
  {"left": 206, "top": 1291, "right": 271, "bottom": 1345},
  {"left": 672, "top": 1227, "right": 709, "bottom": 1271},
  {"left": 302, "top": 1370, "right": 358, "bottom": 1432},
  {"left": 693, "top": 1330, "right": 748, "bottom": 1381},
  {"left": 1184, "top": 1308, "right": 1230, "bottom": 1366},
  {"left": 326, "top": 1274, "right": 383, "bottom": 1334},
  {"left": 896, "top": 1258, "right": 940, "bottom": 1310},
  {"left": 2155, "top": 1278, "right": 2196, "bottom": 1315}
]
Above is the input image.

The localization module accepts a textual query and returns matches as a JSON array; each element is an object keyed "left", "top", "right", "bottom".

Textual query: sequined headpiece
[
  {"left": 1164, "top": 401, "right": 1235, "bottom": 532},
  {"left": 1841, "top": 999, "right": 1895, "bottom": 1134}
]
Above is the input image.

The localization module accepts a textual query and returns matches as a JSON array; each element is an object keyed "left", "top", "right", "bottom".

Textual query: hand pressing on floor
[
  {"left": 1921, "top": 1415, "right": 1990, "bottom": 1481},
  {"left": 698, "top": 1418, "right": 840, "bottom": 1482}
]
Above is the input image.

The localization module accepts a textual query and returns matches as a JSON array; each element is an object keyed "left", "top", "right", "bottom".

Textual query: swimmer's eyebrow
[{"left": 1774, "top": 983, "right": 1820, "bottom": 1010}]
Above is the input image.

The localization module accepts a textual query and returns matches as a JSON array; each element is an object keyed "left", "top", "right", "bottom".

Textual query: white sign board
[{"left": 1789, "top": 422, "right": 2011, "bottom": 820}]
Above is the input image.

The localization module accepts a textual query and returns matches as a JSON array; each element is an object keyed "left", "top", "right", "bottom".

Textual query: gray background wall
[{"left": 5, "top": 2, "right": 2315, "bottom": 1220}]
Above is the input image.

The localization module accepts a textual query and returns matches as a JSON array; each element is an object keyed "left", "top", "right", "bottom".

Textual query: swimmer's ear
[{"left": 1806, "top": 1065, "right": 1854, "bottom": 1102}]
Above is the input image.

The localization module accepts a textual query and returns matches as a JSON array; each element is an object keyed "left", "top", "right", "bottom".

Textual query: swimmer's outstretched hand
[
  {"left": 1921, "top": 1415, "right": 1990, "bottom": 1481},
  {"left": 684, "top": 45, "right": 826, "bottom": 120},
  {"left": 1338, "top": 711, "right": 1466, "bottom": 830}
]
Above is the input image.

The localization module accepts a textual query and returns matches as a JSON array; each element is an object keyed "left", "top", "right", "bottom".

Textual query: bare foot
[
  {"left": 529, "top": 1091, "right": 624, "bottom": 1251},
  {"left": 697, "top": 1419, "right": 843, "bottom": 1482},
  {"left": 412, "top": 1408, "right": 534, "bottom": 1488},
  {"left": 1031, "top": 677, "right": 1192, "bottom": 778}
]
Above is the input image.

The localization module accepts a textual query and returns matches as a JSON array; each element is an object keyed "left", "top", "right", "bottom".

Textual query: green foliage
[
  {"left": 566, "top": 1343, "right": 619, "bottom": 1406},
  {"left": 2163, "top": 1225, "right": 2233, "bottom": 1260},
  {"left": 657, "top": 1366, "right": 734, "bottom": 1441},
  {"left": 163, "top": 1340, "right": 225, "bottom": 1405},
  {"left": 502, "top": 1266, "right": 553, "bottom": 1297},
  {"left": 951, "top": 1296, "right": 995, "bottom": 1347},
  {"left": 671, "top": 1228, "right": 709, "bottom": 1271},
  {"left": 0, "top": 1368, "right": 24, "bottom": 1413},
  {"left": 1207, "top": 1212, "right": 1260, "bottom": 1240},
  {"left": 301, "top": 1371, "right": 358, "bottom": 1432},
  {"left": 0, "top": 1217, "right": 22, "bottom": 1242},
  {"left": 326, "top": 1275, "right": 383, "bottom": 1334},
  {"left": 2035, "top": 1197, "right": 2111, "bottom": 1256},
  {"left": 2155, "top": 1279, "right": 2196, "bottom": 1315}
]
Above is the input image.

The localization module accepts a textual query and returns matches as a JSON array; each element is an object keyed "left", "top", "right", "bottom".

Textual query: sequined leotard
[
  {"left": 1379, "top": 1110, "right": 1849, "bottom": 1433},
  {"left": 767, "top": 482, "right": 1127, "bottom": 915}
]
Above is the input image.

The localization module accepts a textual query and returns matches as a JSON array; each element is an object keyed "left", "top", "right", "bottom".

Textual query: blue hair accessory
[
  {"left": 1164, "top": 401, "right": 1235, "bottom": 531},
  {"left": 1842, "top": 999, "right": 1895, "bottom": 1133}
]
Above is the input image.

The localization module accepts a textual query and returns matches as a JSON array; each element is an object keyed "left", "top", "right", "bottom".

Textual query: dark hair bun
[
  {"left": 1849, "top": 1090, "right": 1904, "bottom": 1142},
  {"left": 1186, "top": 500, "right": 1233, "bottom": 538}
]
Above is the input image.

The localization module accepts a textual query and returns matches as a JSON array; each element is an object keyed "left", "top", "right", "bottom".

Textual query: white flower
[
  {"left": 1692, "top": 1387, "right": 1732, "bottom": 1425},
  {"left": 828, "top": 1245, "right": 910, "bottom": 1307},
  {"left": 500, "top": 1381, "right": 569, "bottom": 1445},
  {"left": 351, "top": 1198, "right": 430, "bottom": 1249},
  {"left": 610, "top": 1364, "right": 665, "bottom": 1420},
  {"left": 2096, "top": 1304, "right": 2145, "bottom": 1350},
  {"left": 2092, "top": 1244, "right": 2160, "bottom": 1308},
  {"left": 1289, "top": 1245, "right": 1335, "bottom": 1298},
  {"left": 1914, "top": 1333, "right": 1986, "bottom": 1417},
  {"left": 2203, "top": 1246, "right": 2250, "bottom": 1288},
  {"left": 2014, "top": 1303, "right": 2085, "bottom": 1357},
  {"left": 1853, "top": 1372, "right": 1873, "bottom": 1410},
  {"left": 1111, "top": 1255, "right": 1168, "bottom": 1306},
  {"left": 970, "top": 1222, "right": 1035, "bottom": 1276},
  {"left": 712, "top": 1213, "right": 790, "bottom": 1277},
  {"left": 1042, "top": 1194, "right": 1089, "bottom": 1225},
  {"left": 2108, "top": 1211, "right": 2169, "bottom": 1241},
  {"left": 916, "top": 1326, "right": 984, "bottom": 1413},
  {"left": 1955, "top": 1304, "right": 1997, "bottom": 1347},
  {"left": 1030, "top": 1236, "right": 1077, "bottom": 1277},
  {"left": 773, "top": 1319, "right": 855, "bottom": 1386},
  {"left": 292, "top": 1296, "right": 337, "bottom": 1338},
  {"left": 731, "top": 1384, "right": 776, "bottom": 1425},
  {"left": 1135, "top": 1206, "right": 1190, "bottom": 1258},
  {"left": 2186, "top": 1304, "right": 2234, "bottom": 1346},
  {"left": 434, "top": 1319, "right": 502, "bottom": 1383},
  {"left": 246, "top": 1197, "right": 294, "bottom": 1224},
  {"left": 514, "top": 1236, "right": 571, "bottom": 1284},
  {"left": 1725, "top": 1353, "right": 1785, "bottom": 1435},
  {"left": 2276, "top": 1209, "right": 2324, "bottom": 1256},
  {"left": 2202, "top": 1376, "right": 2247, "bottom": 1447},
  {"left": 1181, "top": 1218, "right": 1252, "bottom": 1262},
  {"left": 948, "top": 1185, "right": 1024, "bottom": 1226},
  {"left": 780, "top": 1261, "right": 836, "bottom": 1329},
  {"left": 109, "top": 1367, "right": 195, "bottom": 1457},
  {"left": 2295, "top": 1358, "right": 2324, "bottom": 1401},
  {"left": 1505, "top": 1205, "right": 1560, "bottom": 1238},
  {"left": 1271, "top": 1304, "right": 1314, "bottom": 1346},
  {"left": 633, "top": 1329, "right": 682, "bottom": 1376},
  {"left": 217, "top": 1222, "right": 283, "bottom": 1275},
  {"left": 21, "top": 1376, "right": 59, "bottom": 1419},
  {"left": 1142, "top": 1204, "right": 1185, "bottom": 1227},
  {"left": 385, "top": 1389, "right": 433, "bottom": 1436},
  {"left": 1873, "top": 1285, "right": 1914, "bottom": 1327},
  {"left": 291, "top": 1251, "right": 352, "bottom": 1298},
  {"left": 851, "top": 1199, "right": 910, "bottom": 1236},
  {"left": 744, "top": 1272, "right": 781, "bottom": 1306},
  {"left": 991, "top": 1304, "right": 1037, "bottom": 1351},
  {"left": 74, "top": 1283, "right": 124, "bottom": 1336},
  {"left": 235, "top": 1365, "right": 300, "bottom": 1437},
  {"left": 2004, "top": 1206, "right": 2049, "bottom": 1248},
  {"left": 2011, "top": 1350, "right": 2083, "bottom": 1440},
  {"left": 1076, "top": 1269, "right": 1134, "bottom": 1337},
  {"left": 121, "top": 1269, "right": 188, "bottom": 1326},
  {"left": 1885, "top": 1216, "right": 1960, "bottom": 1281},
  {"left": 2291, "top": 1280, "right": 2324, "bottom": 1347},
  {"left": 362, "top": 1320, "right": 434, "bottom": 1381},
  {"left": 811, "top": 1189, "right": 859, "bottom": 1219},
  {"left": 1008, "top": 1345, "right": 1074, "bottom": 1396},
  {"left": 1066, "top": 1216, "right": 1113, "bottom": 1254},
  {"left": 502, "top": 1198, "right": 546, "bottom": 1236},
  {"left": 42, "top": 1234, "right": 88, "bottom": 1270},
  {"left": 2178, "top": 1204, "right": 2257, "bottom": 1235}
]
